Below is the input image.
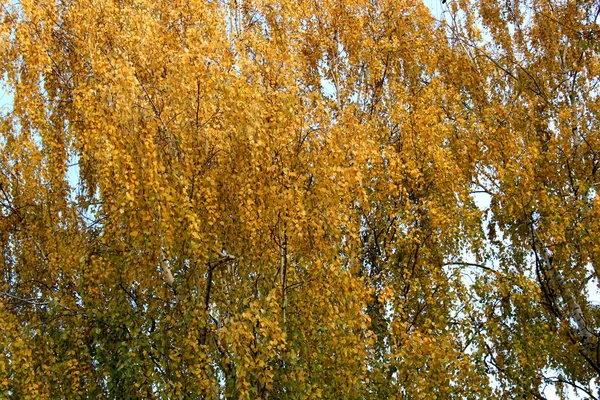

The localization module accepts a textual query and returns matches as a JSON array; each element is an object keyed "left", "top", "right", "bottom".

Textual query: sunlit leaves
[{"left": 1, "top": 0, "right": 599, "bottom": 397}]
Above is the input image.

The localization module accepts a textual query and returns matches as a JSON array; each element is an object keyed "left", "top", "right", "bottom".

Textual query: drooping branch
[
  {"left": 280, "top": 228, "right": 288, "bottom": 325},
  {"left": 443, "top": 261, "right": 502, "bottom": 275},
  {"left": 200, "top": 250, "right": 235, "bottom": 346}
]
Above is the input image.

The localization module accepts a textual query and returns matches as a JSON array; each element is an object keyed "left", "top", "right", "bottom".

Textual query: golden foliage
[{"left": 1, "top": 0, "right": 599, "bottom": 397}]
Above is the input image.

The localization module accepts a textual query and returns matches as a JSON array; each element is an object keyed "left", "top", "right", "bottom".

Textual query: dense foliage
[{"left": 1, "top": 0, "right": 599, "bottom": 397}]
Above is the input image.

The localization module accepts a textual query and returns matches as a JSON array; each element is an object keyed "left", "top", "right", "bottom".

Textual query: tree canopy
[{"left": 1, "top": 0, "right": 600, "bottom": 397}]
